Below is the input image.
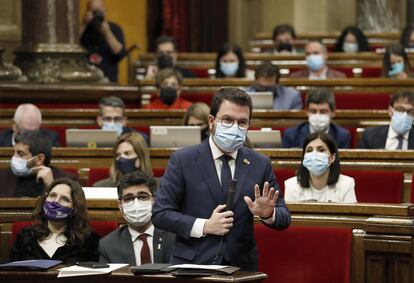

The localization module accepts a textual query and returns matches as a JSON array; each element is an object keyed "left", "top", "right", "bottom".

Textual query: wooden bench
[{"left": 0, "top": 199, "right": 412, "bottom": 283}]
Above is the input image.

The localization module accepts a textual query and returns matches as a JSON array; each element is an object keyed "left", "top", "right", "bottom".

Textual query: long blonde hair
[{"left": 110, "top": 132, "right": 152, "bottom": 183}]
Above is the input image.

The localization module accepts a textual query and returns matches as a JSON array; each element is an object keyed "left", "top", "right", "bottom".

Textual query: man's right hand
[{"left": 203, "top": 204, "right": 234, "bottom": 236}]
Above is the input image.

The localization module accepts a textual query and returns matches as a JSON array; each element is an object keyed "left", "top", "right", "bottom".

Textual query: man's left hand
[{"left": 244, "top": 182, "right": 279, "bottom": 218}]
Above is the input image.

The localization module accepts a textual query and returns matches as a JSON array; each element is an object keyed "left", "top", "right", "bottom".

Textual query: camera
[{"left": 91, "top": 10, "right": 104, "bottom": 29}]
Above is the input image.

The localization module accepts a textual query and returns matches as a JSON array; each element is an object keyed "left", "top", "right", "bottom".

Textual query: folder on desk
[
  {"left": 169, "top": 264, "right": 240, "bottom": 276},
  {"left": 0, "top": 259, "right": 62, "bottom": 271}
]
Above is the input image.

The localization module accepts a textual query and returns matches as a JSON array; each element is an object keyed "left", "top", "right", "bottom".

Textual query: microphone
[{"left": 226, "top": 179, "right": 237, "bottom": 211}]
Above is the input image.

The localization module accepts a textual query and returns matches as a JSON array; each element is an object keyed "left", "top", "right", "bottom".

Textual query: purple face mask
[{"left": 43, "top": 201, "right": 73, "bottom": 221}]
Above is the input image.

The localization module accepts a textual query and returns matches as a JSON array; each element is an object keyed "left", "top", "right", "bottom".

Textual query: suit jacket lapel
[
  {"left": 153, "top": 228, "right": 165, "bottom": 263},
  {"left": 408, "top": 128, "right": 414, "bottom": 149},
  {"left": 196, "top": 140, "right": 222, "bottom": 204},
  {"left": 234, "top": 147, "right": 250, "bottom": 206},
  {"left": 121, "top": 227, "right": 137, "bottom": 266}
]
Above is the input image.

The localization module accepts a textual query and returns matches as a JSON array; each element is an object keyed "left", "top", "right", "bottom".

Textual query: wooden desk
[{"left": 0, "top": 266, "right": 267, "bottom": 283}]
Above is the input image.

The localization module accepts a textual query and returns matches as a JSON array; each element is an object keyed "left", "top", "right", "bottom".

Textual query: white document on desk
[{"left": 57, "top": 263, "right": 128, "bottom": 277}]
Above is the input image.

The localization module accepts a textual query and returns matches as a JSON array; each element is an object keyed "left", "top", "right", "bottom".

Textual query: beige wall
[{"left": 0, "top": 0, "right": 21, "bottom": 62}]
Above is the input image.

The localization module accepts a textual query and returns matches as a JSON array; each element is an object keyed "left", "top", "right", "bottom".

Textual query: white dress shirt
[
  {"left": 385, "top": 126, "right": 409, "bottom": 150},
  {"left": 190, "top": 136, "right": 275, "bottom": 238},
  {"left": 128, "top": 224, "right": 154, "bottom": 265}
]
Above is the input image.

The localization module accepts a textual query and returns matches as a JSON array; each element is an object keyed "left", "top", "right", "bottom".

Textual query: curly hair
[
  {"left": 32, "top": 178, "right": 91, "bottom": 244},
  {"left": 333, "top": 26, "right": 370, "bottom": 52}
]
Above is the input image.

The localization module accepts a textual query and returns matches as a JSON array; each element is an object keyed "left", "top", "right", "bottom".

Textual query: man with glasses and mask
[
  {"left": 97, "top": 96, "right": 149, "bottom": 144},
  {"left": 282, "top": 88, "right": 350, "bottom": 148},
  {"left": 245, "top": 62, "right": 302, "bottom": 110},
  {"left": 359, "top": 91, "right": 414, "bottom": 149},
  {"left": 145, "top": 36, "right": 196, "bottom": 79},
  {"left": 152, "top": 88, "right": 290, "bottom": 270},
  {"left": 0, "top": 103, "right": 60, "bottom": 147},
  {"left": 144, "top": 68, "right": 192, "bottom": 110},
  {"left": 0, "top": 131, "right": 77, "bottom": 197},
  {"left": 99, "top": 171, "right": 175, "bottom": 265}
]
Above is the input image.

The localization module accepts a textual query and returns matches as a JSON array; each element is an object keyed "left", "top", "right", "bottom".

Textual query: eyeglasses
[
  {"left": 392, "top": 107, "right": 414, "bottom": 117},
  {"left": 214, "top": 116, "right": 249, "bottom": 130},
  {"left": 47, "top": 191, "right": 72, "bottom": 205},
  {"left": 101, "top": 116, "right": 124, "bottom": 123},
  {"left": 122, "top": 192, "right": 152, "bottom": 203}
]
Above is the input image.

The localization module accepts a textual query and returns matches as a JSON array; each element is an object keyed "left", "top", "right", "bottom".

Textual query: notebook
[
  {"left": 246, "top": 91, "right": 274, "bottom": 109},
  {"left": 0, "top": 259, "right": 62, "bottom": 270},
  {"left": 247, "top": 129, "right": 281, "bottom": 148},
  {"left": 66, "top": 129, "right": 118, "bottom": 148},
  {"left": 150, "top": 126, "right": 201, "bottom": 148}
]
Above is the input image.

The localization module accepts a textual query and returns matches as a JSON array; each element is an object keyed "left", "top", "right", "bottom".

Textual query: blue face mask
[
  {"left": 302, "top": 151, "right": 330, "bottom": 176},
  {"left": 220, "top": 62, "right": 239, "bottom": 77},
  {"left": 388, "top": 62, "right": 405, "bottom": 77},
  {"left": 391, "top": 111, "right": 413, "bottom": 135},
  {"left": 306, "top": 54, "right": 325, "bottom": 72},
  {"left": 102, "top": 122, "right": 123, "bottom": 136},
  {"left": 213, "top": 122, "right": 246, "bottom": 153}
]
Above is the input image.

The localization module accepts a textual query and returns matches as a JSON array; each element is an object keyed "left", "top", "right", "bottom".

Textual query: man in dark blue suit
[
  {"left": 152, "top": 88, "right": 291, "bottom": 271},
  {"left": 282, "top": 88, "right": 350, "bottom": 148}
]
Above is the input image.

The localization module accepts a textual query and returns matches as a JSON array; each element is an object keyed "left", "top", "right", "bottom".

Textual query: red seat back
[
  {"left": 255, "top": 225, "right": 352, "bottom": 283},
  {"left": 153, "top": 168, "right": 165, "bottom": 178},
  {"left": 10, "top": 221, "right": 32, "bottom": 246},
  {"left": 410, "top": 175, "right": 414, "bottom": 203},
  {"left": 273, "top": 168, "right": 296, "bottom": 196},
  {"left": 335, "top": 92, "right": 391, "bottom": 109},
  {"left": 343, "top": 170, "right": 403, "bottom": 203},
  {"left": 88, "top": 168, "right": 110, "bottom": 186},
  {"left": 89, "top": 221, "right": 118, "bottom": 237}
]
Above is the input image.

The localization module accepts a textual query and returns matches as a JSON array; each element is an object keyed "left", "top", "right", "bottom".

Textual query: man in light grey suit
[{"left": 99, "top": 171, "right": 175, "bottom": 265}]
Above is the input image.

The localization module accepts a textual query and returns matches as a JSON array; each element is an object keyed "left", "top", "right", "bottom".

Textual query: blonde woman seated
[
  {"left": 93, "top": 132, "right": 152, "bottom": 187},
  {"left": 183, "top": 102, "right": 210, "bottom": 141},
  {"left": 284, "top": 132, "right": 357, "bottom": 203}
]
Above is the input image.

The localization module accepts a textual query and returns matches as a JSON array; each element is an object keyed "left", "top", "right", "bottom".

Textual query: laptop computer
[
  {"left": 150, "top": 126, "right": 201, "bottom": 148},
  {"left": 66, "top": 129, "right": 118, "bottom": 148},
  {"left": 246, "top": 91, "right": 274, "bottom": 109},
  {"left": 247, "top": 129, "right": 281, "bottom": 148}
]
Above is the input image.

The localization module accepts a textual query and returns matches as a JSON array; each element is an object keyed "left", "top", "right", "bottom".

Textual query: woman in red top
[{"left": 144, "top": 68, "right": 192, "bottom": 110}]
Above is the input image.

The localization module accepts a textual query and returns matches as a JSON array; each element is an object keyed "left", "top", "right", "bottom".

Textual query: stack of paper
[{"left": 57, "top": 263, "right": 128, "bottom": 277}]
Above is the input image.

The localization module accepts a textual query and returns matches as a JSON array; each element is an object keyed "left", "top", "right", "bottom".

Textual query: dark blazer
[
  {"left": 290, "top": 68, "right": 346, "bottom": 78},
  {"left": 282, "top": 122, "right": 351, "bottom": 148},
  {"left": 98, "top": 225, "right": 175, "bottom": 265},
  {"left": 358, "top": 125, "right": 414, "bottom": 149},
  {"left": 10, "top": 226, "right": 100, "bottom": 264},
  {"left": 0, "top": 128, "right": 60, "bottom": 147},
  {"left": 0, "top": 167, "right": 78, "bottom": 197},
  {"left": 152, "top": 139, "right": 291, "bottom": 271}
]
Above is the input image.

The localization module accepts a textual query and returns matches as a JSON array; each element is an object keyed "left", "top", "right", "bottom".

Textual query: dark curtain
[{"left": 146, "top": 0, "right": 228, "bottom": 52}]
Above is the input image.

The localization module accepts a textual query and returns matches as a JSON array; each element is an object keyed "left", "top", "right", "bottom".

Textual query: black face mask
[
  {"left": 277, "top": 43, "right": 293, "bottom": 52},
  {"left": 157, "top": 54, "right": 174, "bottom": 70},
  {"left": 116, "top": 157, "right": 138, "bottom": 174},
  {"left": 160, "top": 87, "right": 178, "bottom": 105}
]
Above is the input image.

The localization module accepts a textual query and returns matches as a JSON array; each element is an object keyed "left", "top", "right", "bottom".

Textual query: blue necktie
[
  {"left": 396, "top": 135, "right": 404, "bottom": 150},
  {"left": 219, "top": 155, "right": 232, "bottom": 193}
]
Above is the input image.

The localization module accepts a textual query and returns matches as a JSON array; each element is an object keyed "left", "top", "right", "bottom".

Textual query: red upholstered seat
[
  {"left": 273, "top": 168, "right": 295, "bottom": 196},
  {"left": 410, "top": 175, "right": 414, "bottom": 203},
  {"left": 88, "top": 168, "right": 110, "bottom": 186},
  {"left": 342, "top": 170, "right": 403, "bottom": 203},
  {"left": 334, "top": 92, "right": 391, "bottom": 109},
  {"left": 153, "top": 168, "right": 165, "bottom": 177},
  {"left": 255, "top": 225, "right": 352, "bottom": 283},
  {"left": 62, "top": 168, "right": 79, "bottom": 179}
]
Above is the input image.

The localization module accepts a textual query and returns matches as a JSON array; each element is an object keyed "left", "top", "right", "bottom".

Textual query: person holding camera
[{"left": 80, "top": 0, "right": 126, "bottom": 82}]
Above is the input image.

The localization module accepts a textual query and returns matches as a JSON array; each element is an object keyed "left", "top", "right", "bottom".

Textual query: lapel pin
[
  {"left": 243, "top": 159, "right": 250, "bottom": 165},
  {"left": 157, "top": 244, "right": 162, "bottom": 250}
]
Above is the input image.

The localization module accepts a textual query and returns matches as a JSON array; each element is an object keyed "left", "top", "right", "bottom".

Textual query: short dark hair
[
  {"left": 381, "top": 44, "right": 412, "bottom": 77},
  {"left": 117, "top": 171, "right": 157, "bottom": 200},
  {"left": 210, "top": 88, "right": 253, "bottom": 120},
  {"left": 15, "top": 131, "right": 52, "bottom": 166},
  {"left": 272, "top": 24, "right": 296, "bottom": 41},
  {"left": 333, "top": 26, "right": 370, "bottom": 52},
  {"left": 155, "top": 36, "right": 178, "bottom": 52},
  {"left": 390, "top": 90, "right": 414, "bottom": 107},
  {"left": 98, "top": 96, "right": 126, "bottom": 116},
  {"left": 297, "top": 132, "right": 340, "bottom": 188},
  {"left": 255, "top": 62, "right": 280, "bottom": 82},
  {"left": 400, "top": 25, "right": 414, "bottom": 48},
  {"left": 215, "top": 43, "right": 246, "bottom": 78},
  {"left": 306, "top": 88, "right": 335, "bottom": 111}
]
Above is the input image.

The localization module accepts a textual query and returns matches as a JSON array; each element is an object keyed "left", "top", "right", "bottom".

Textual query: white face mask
[
  {"left": 121, "top": 199, "right": 152, "bottom": 227},
  {"left": 10, "top": 156, "right": 34, "bottom": 177},
  {"left": 343, "top": 42, "right": 358, "bottom": 53},
  {"left": 308, "top": 114, "right": 330, "bottom": 132}
]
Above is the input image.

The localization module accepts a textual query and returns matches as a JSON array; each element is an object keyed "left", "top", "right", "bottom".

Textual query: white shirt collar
[
  {"left": 208, "top": 135, "right": 238, "bottom": 161},
  {"left": 128, "top": 223, "right": 154, "bottom": 242},
  {"left": 387, "top": 125, "right": 409, "bottom": 139}
]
